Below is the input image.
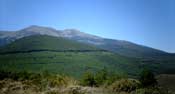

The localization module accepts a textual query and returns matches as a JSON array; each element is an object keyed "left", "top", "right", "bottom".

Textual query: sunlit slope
[
  {"left": 0, "top": 35, "right": 141, "bottom": 77},
  {"left": 0, "top": 35, "right": 99, "bottom": 53}
]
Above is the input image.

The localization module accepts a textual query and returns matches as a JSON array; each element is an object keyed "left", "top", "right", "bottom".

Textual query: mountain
[
  {"left": 0, "top": 35, "right": 141, "bottom": 77},
  {"left": 0, "top": 25, "right": 172, "bottom": 59},
  {"left": 0, "top": 25, "right": 103, "bottom": 45},
  {"left": 0, "top": 35, "right": 174, "bottom": 78}
]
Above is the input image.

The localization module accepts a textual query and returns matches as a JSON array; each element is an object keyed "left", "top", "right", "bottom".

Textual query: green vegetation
[
  {"left": 81, "top": 71, "right": 96, "bottom": 87},
  {"left": 0, "top": 35, "right": 174, "bottom": 94},
  {"left": 139, "top": 69, "right": 157, "bottom": 87},
  {"left": 80, "top": 68, "right": 126, "bottom": 87},
  {"left": 0, "top": 35, "right": 174, "bottom": 79},
  {"left": 94, "top": 68, "right": 108, "bottom": 86},
  {"left": 0, "top": 69, "right": 173, "bottom": 94},
  {"left": 0, "top": 35, "right": 99, "bottom": 53},
  {"left": 0, "top": 35, "right": 142, "bottom": 78},
  {"left": 0, "top": 69, "right": 77, "bottom": 91},
  {"left": 0, "top": 51, "right": 140, "bottom": 78}
]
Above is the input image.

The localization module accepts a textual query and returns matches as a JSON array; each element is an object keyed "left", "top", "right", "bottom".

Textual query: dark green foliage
[
  {"left": 0, "top": 69, "right": 42, "bottom": 81},
  {"left": 41, "top": 70, "right": 51, "bottom": 78},
  {"left": 80, "top": 71, "right": 96, "bottom": 87},
  {"left": 0, "top": 50, "right": 137, "bottom": 78},
  {"left": 105, "top": 72, "right": 126, "bottom": 86},
  {"left": 139, "top": 69, "right": 157, "bottom": 87},
  {"left": 80, "top": 68, "right": 125, "bottom": 87},
  {"left": 94, "top": 67, "right": 108, "bottom": 86},
  {"left": 94, "top": 68, "right": 124, "bottom": 86}
]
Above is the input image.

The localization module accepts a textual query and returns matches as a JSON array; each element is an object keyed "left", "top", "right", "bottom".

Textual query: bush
[
  {"left": 95, "top": 68, "right": 127, "bottom": 87},
  {"left": 110, "top": 79, "right": 140, "bottom": 93},
  {"left": 139, "top": 69, "right": 157, "bottom": 87},
  {"left": 94, "top": 68, "right": 108, "bottom": 86},
  {"left": 80, "top": 71, "right": 96, "bottom": 87},
  {"left": 105, "top": 72, "right": 126, "bottom": 86},
  {"left": 80, "top": 68, "right": 126, "bottom": 87}
]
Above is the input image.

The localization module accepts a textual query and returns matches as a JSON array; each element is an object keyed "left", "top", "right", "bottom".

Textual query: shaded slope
[{"left": 97, "top": 39, "right": 168, "bottom": 59}]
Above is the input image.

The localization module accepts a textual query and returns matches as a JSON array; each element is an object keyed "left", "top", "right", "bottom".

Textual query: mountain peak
[
  {"left": 62, "top": 29, "right": 102, "bottom": 40},
  {"left": 22, "top": 25, "right": 57, "bottom": 31},
  {"left": 13, "top": 25, "right": 61, "bottom": 38},
  {"left": 62, "top": 29, "right": 86, "bottom": 36},
  {"left": 27, "top": 25, "right": 41, "bottom": 28}
]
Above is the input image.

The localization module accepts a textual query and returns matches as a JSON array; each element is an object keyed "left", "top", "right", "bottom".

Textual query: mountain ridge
[
  {"left": 0, "top": 35, "right": 109, "bottom": 57},
  {"left": 0, "top": 25, "right": 171, "bottom": 58}
]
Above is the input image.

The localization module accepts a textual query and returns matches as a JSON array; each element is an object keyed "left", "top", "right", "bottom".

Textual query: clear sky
[{"left": 0, "top": 0, "right": 175, "bottom": 53}]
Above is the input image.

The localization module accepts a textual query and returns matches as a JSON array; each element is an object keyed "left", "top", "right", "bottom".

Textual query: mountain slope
[
  {"left": 0, "top": 35, "right": 174, "bottom": 78},
  {"left": 0, "top": 25, "right": 172, "bottom": 59},
  {"left": 97, "top": 39, "right": 168, "bottom": 59},
  {"left": 0, "top": 35, "right": 99, "bottom": 53},
  {"left": 0, "top": 35, "right": 141, "bottom": 77}
]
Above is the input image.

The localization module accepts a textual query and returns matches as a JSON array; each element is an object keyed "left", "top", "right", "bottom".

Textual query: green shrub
[
  {"left": 80, "top": 68, "right": 126, "bottom": 87},
  {"left": 94, "top": 67, "right": 125, "bottom": 87},
  {"left": 139, "top": 69, "right": 157, "bottom": 87},
  {"left": 94, "top": 68, "right": 108, "bottom": 86},
  {"left": 104, "top": 72, "right": 126, "bottom": 86},
  {"left": 110, "top": 79, "right": 140, "bottom": 92},
  {"left": 80, "top": 71, "right": 96, "bottom": 87}
]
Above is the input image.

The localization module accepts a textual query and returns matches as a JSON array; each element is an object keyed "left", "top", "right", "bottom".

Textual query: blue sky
[{"left": 0, "top": 0, "right": 175, "bottom": 53}]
